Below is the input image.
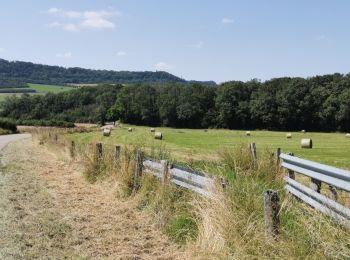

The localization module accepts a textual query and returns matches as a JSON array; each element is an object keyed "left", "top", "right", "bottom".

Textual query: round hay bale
[
  {"left": 103, "top": 129, "right": 111, "bottom": 137},
  {"left": 346, "top": 133, "right": 350, "bottom": 138},
  {"left": 286, "top": 133, "right": 292, "bottom": 139},
  {"left": 154, "top": 132, "right": 163, "bottom": 140},
  {"left": 128, "top": 128, "right": 132, "bottom": 132},
  {"left": 150, "top": 128, "right": 155, "bottom": 132},
  {"left": 301, "top": 130, "right": 306, "bottom": 134},
  {"left": 246, "top": 131, "right": 251, "bottom": 136},
  {"left": 301, "top": 138, "right": 312, "bottom": 149}
]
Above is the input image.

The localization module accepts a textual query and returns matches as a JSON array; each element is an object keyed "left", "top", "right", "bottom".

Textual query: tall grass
[
  {"left": 32, "top": 129, "right": 350, "bottom": 259},
  {"left": 189, "top": 144, "right": 350, "bottom": 259}
]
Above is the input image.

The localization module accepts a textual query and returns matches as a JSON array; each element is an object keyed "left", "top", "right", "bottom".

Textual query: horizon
[{"left": 1, "top": 1, "right": 350, "bottom": 83}]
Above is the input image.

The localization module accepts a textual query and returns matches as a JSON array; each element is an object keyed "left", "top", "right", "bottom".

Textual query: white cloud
[
  {"left": 56, "top": 52, "right": 72, "bottom": 59},
  {"left": 155, "top": 62, "right": 173, "bottom": 71},
  {"left": 189, "top": 41, "right": 204, "bottom": 49},
  {"left": 116, "top": 51, "right": 127, "bottom": 57},
  {"left": 46, "top": 8, "right": 120, "bottom": 32},
  {"left": 221, "top": 17, "right": 235, "bottom": 24},
  {"left": 81, "top": 17, "right": 115, "bottom": 29}
]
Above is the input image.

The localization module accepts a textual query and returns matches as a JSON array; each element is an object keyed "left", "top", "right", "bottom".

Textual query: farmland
[
  {"left": 0, "top": 84, "right": 74, "bottom": 103},
  {"left": 67, "top": 125, "right": 350, "bottom": 169},
  {"left": 27, "top": 83, "right": 74, "bottom": 93}
]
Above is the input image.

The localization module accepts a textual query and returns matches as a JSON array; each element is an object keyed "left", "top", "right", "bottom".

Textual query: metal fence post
[
  {"left": 264, "top": 190, "right": 280, "bottom": 240},
  {"left": 133, "top": 150, "right": 144, "bottom": 192}
]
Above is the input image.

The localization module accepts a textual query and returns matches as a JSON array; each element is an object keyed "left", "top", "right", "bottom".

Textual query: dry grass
[
  {"left": 11, "top": 127, "right": 350, "bottom": 259},
  {"left": 186, "top": 145, "right": 350, "bottom": 259},
  {"left": 0, "top": 135, "right": 185, "bottom": 259}
]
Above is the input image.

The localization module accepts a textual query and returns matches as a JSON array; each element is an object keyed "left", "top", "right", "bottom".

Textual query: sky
[{"left": 0, "top": 0, "right": 350, "bottom": 83}]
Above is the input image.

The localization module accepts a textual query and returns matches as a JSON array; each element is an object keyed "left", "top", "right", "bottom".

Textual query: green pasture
[
  {"left": 67, "top": 125, "right": 350, "bottom": 170},
  {"left": 28, "top": 83, "right": 74, "bottom": 93},
  {"left": 0, "top": 84, "right": 74, "bottom": 103}
]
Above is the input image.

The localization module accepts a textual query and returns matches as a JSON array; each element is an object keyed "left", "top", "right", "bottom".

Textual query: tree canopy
[{"left": 2, "top": 73, "right": 350, "bottom": 131}]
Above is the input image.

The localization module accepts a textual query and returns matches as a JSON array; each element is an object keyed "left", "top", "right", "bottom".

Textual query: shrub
[{"left": 0, "top": 118, "right": 17, "bottom": 133}]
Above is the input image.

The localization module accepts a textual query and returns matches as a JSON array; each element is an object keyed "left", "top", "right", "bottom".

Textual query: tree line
[{"left": 1, "top": 73, "right": 350, "bottom": 131}]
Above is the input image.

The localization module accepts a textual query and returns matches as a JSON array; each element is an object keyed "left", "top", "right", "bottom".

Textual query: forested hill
[
  {"left": 2, "top": 73, "right": 350, "bottom": 131},
  {"left": 0, "top": 58, "right": 200, "bottom": 85}
]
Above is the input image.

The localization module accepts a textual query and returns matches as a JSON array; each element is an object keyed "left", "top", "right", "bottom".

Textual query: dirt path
[{"left": 0, "top": 137, "right": 184, "bottom": 259}]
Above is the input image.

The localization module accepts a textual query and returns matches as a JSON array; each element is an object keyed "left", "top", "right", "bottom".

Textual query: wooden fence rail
[{"left": 140, "top": 155, "right": 214, "bottom": 197}]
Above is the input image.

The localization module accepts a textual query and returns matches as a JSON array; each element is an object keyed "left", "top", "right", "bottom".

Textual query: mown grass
[
  {"left": 0, "top": 84, "right": 73, "bottom": 104},
  {"left": 28, "top": 83, "right": 74, "bottom": 93},
  {"left": 67, "top": 124, "right": 350, "bottom": 169}
]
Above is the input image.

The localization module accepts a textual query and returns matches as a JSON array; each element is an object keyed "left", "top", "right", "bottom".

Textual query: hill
[{"left": 0, "top": 58, "right": 191, "bottom": 85}]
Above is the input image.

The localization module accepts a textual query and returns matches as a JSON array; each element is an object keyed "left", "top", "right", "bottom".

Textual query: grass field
[
  {"left": 0, "top": 84, "right": 74, "bottom": 103},
  {"left": 27, "top": 83, "right": 74, "bottom": 93},
  {"left": 0, "top": 93, "right": 22, "bottom": 102},
  {"left": 67, "top": 125, "right": 350, "bottom": 169}
]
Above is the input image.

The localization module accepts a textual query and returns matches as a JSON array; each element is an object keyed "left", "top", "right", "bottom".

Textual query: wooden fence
[
  {"left": 134, "top": 150, "right": 215, "bottom": 197},
  {"left": 86, "top": 141, "right": 350, "bottom": 240}
]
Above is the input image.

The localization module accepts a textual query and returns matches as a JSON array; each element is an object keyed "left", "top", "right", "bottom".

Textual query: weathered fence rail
[
  {"left": 141, "top": 155, "right": 214, "bottom": 197},
  {"left": 280, "top": 152, "right": 350, "bottom": 228}
]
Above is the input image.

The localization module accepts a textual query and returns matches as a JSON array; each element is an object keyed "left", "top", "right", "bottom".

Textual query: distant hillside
[{"left": 0, "top": 58, "right": 190, "bottom": 85}]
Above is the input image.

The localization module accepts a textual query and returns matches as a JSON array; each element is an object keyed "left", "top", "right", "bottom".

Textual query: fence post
[
  {"left": 287, "top": 153, "right": 295, "bottom": 179},
  {"left": 54, "top": 134, "right": 58, "bottom": 144},
  {"left": 133, "top": 150, "right": 144, "bottom": 192},
  {"left": 276, "top": 148, "right": 281, "bottom": 166},
  {"left": 160, "top": 160, "right": 169, "bottom": 184},
  {"left": 115, "top": 145, "right": 121, "bottom": 169},
  {"left": 70, "top": 141, "right": 75, "bottom": 158},
  {"left": 249, "top": 143, "right": 257, "bottom": 168},
  {"left": 329, "top": 185, "right": 338, "bottom": 201},
  {"left": 264, "top": 190, "right": 280, "bottom": 240},
  {"left": 310, "top": 178, "right": 321, "bottom": 193},
  {"left": 95, "top": 143, "right": 103, "bottom": 162}
]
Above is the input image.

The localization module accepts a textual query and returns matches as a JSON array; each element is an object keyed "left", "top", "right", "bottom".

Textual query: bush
[
  {"left": 16, "top": 119, "right": 75, "bottom": 128},
  {"left": 0, "top": 118, "right": 17, "bottom": 133}
]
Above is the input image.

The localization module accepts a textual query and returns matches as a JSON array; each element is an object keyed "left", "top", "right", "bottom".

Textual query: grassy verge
[{"left": 30, "top": 127, "right": 350, "bottom": 259}]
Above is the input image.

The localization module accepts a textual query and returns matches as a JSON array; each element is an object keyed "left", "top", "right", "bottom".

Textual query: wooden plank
[
  {"left": 170, "top": 164, "right": 206, "bottom": 177},
  {"left": 143, "top": 160, "right": 163, "bottom": 173},
  {"left": 170, "top": 167, "right": 214, "bottom": 189},
  {"left": 170, "top": 179, "right": 211, "bottom": 198}
]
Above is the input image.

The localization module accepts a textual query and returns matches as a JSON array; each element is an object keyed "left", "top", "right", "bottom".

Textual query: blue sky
[{"left": 0, "top": 0, "right": 350, "bottom": 83}]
